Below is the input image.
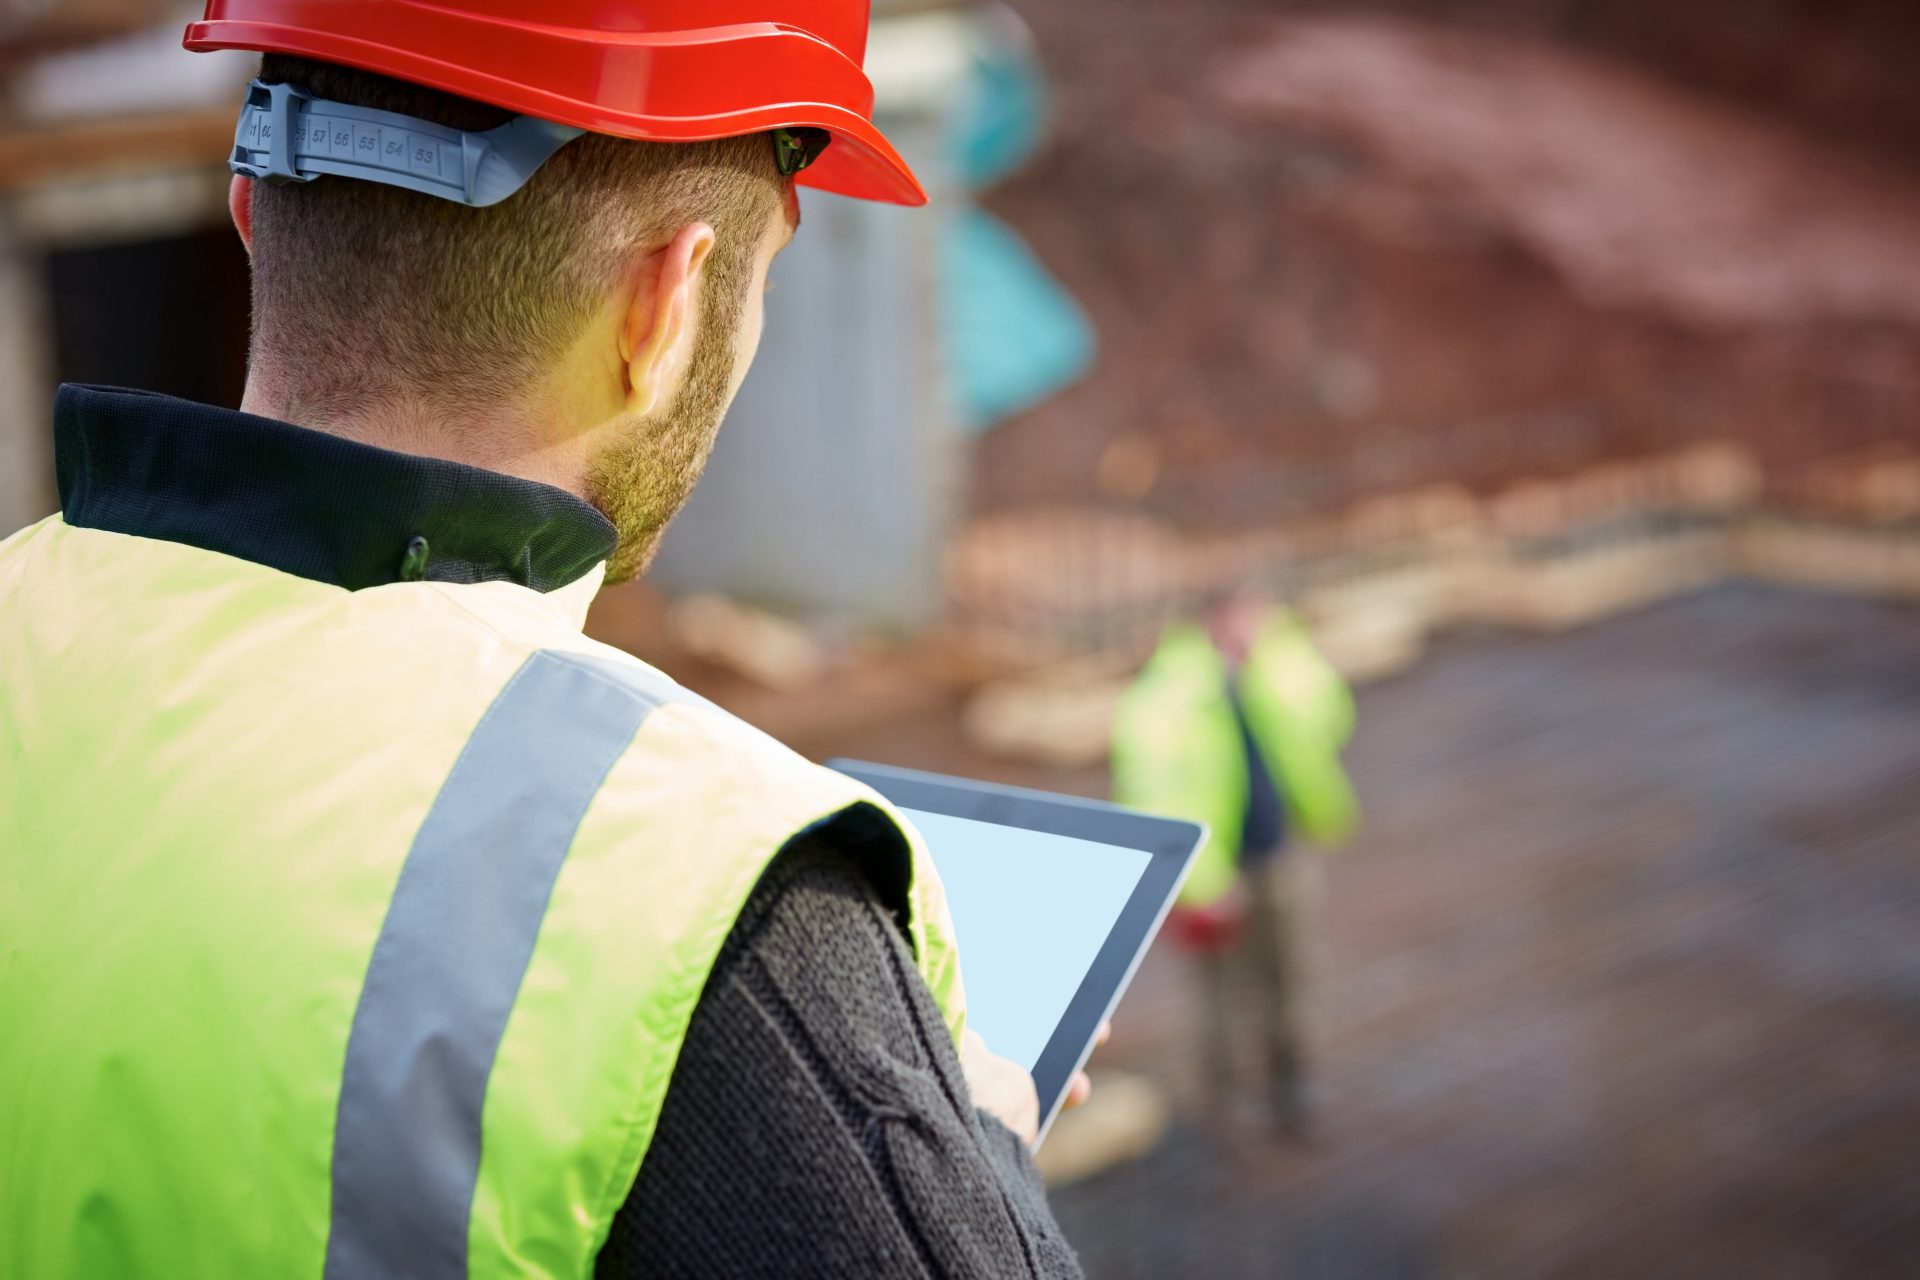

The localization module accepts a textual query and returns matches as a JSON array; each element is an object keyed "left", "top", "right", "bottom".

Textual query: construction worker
[
  {"left": 0, "top": 4, "right": 1087, "bottom": 1276},
  {"left": 1111, "top": 586, "right": 1360, "bottom": 1134}
]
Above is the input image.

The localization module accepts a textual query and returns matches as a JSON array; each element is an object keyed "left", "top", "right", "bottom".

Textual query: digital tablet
[{"left": 829, "top": 760, "right": 1205, "bottom": 1142}]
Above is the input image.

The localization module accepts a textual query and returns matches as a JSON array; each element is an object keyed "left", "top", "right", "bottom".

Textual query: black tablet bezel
[{"left": 828, "top": 759, "right": 1205, "bottom": 1142}]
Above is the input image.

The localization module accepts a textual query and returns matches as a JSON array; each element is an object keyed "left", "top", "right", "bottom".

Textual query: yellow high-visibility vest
[
  {"left": 1111, "top": 612, "right": 1359, "bottom": 905},
  {"left": 0, "top": 495, "right": 965, "bottom": 1277}
]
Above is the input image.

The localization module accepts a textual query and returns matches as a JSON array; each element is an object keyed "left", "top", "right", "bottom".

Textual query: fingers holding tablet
[
  {"left": 962, "top": 1026, "right": 1040, "bottom": 1145},
  {"left": 1061, "top": 1021, "right": 1113, "bottom": 1113}
]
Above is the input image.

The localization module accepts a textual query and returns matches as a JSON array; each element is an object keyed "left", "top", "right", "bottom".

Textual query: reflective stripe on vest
[
  {"left": 0, "top": 516, "right": 966, "bottom": 1278},
  {"left": 328, "top": 651, "right": 672, "bottom": 1277}
]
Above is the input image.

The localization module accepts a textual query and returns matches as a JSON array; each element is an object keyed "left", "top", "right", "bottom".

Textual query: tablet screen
[{"left": 901, "top": 808, "right": 1153, "bottom": 1071}]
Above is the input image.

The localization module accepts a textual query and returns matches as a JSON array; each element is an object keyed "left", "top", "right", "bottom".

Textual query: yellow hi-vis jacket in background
[
  {"left": 0, "top": 385, "right": 966, "bottom": 1279},
  {"left": 1111, "top": 611, "right": 1359, "bottom": 906}
]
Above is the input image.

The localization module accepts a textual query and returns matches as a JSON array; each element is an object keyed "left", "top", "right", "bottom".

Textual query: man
[
  {"left": 0, "top": 3, "right": 1086, "bottom": 1276},
  {"left": 1111, "top": 587, "right": 1359, "bottom": 1134}
]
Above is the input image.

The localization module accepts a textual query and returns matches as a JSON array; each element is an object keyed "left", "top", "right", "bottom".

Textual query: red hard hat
[{"left": 184, "top": 0, "right": 927, "bottom": 206}]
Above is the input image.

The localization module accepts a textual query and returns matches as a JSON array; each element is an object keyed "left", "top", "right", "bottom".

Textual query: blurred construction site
[{"left": 4, "top": 0, "right": 1918, "bottom": 1275}]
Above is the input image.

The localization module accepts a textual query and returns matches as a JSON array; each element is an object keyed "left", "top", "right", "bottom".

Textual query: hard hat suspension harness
[
  {"left": 230, "top": 79, "right": 832, "bottom": 209},
  {"left": 231, "top": 79, "right": 582, "bottom": 208}
]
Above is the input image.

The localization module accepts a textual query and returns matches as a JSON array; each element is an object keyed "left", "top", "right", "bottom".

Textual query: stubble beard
[{"left": 586, "top": 270, "right": 748, "bottom": 586}]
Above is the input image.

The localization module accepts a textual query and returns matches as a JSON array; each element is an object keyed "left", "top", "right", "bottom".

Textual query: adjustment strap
[{"left": 228, "top": 79, "right": 584, "bottom": 208}]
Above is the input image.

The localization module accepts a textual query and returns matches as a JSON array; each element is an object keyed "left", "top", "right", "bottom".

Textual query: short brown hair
[{"left": 247, "top": 56, "right": 783, "bottom": 423}]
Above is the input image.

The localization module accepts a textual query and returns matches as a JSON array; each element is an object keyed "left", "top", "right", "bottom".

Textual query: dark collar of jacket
[{"left": 54, "top": 383, "right": 618, "bottom": 593}]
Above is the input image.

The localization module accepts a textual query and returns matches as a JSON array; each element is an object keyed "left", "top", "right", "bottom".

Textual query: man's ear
[
  {"left": 620, "top": 222, "right": 716, "bottom": 417},
  {"left": 229, "top": 176, "right": 254, "bottom": 257}
]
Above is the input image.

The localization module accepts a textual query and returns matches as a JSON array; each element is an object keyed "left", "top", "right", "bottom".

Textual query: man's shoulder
[
  {"left": 414, "top": 581, "right": 805, "bottom": 777},
  {"left": 526, "top": 638, "right": 898, "bottom": 847},
  {"left": 532, "top": 639, "right": 803, "bottom": 768}
]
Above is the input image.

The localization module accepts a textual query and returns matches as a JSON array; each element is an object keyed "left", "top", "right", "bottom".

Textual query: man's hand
[
  {"left": 960, "top": 1027, "right": 1040, "bottom": 1144},
  {"left": 1060, "top": 1021, "right": 1112, "bottom": 1111},
  {"left": 962, "top": 1021, "right": 1113, "bottom": 1145}
]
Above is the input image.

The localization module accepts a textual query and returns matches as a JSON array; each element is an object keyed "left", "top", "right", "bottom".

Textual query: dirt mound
[{"left": 975, "top": 0, "right": 1920, "bottom": 530}]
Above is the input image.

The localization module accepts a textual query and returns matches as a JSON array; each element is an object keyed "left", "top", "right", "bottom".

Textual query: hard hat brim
[{"left": 184, "top": 15, "right": 929, "bottom": 206}]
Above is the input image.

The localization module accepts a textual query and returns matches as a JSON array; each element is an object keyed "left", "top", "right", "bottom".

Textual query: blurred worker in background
[
  {"left": 1112, "top": 586, "right": 1359, "bottom": 1135},
  {"left": 0, "top": 3, "right": 1087, "bottom": 1276}
]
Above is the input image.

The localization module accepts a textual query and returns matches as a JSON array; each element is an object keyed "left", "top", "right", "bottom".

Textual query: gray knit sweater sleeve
[{"left": 593, "top": 837, "right": 1085, "bottom": 1279}]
